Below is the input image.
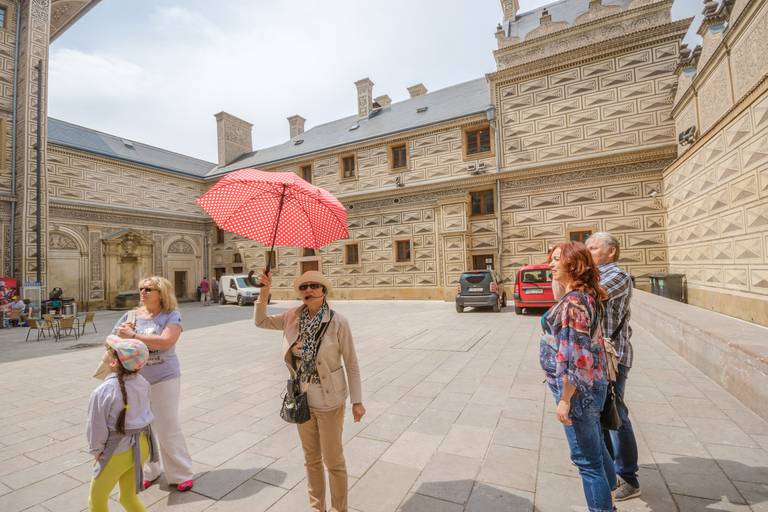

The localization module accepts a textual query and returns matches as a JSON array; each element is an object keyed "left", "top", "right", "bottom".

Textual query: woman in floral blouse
[{"left": 540, "top": 241, "right": 616, "bottom": 512}]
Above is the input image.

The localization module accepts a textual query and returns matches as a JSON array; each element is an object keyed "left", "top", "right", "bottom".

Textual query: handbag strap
[{"left": 611, "top": 314, "right": 626, "bottom": 341}]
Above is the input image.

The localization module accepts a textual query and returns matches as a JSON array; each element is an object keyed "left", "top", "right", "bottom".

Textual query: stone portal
[{"left": 102, "top": 229, "right": 155, "bottom": 309}]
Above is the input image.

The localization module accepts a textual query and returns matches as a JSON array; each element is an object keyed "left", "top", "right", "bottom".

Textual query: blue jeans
[
  {"left": 603, "top": 364, "right": 639, "bottom": 488},
  {"left": 550, "top": 380, "right": 616, "bottom": 512}
]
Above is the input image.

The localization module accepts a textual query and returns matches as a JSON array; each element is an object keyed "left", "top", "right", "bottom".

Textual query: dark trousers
[{"left": 603, "top": 364, "right": 640, "bottom": 488}]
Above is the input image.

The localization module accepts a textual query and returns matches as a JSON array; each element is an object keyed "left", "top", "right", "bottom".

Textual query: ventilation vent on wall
[
  {"left": 478, "top": 162, "right": 486, "bottom": 169},
  {"left": 393, "top": 198, "right": 401, "bottom": 204},
  {"left": 467, "top": 164, "right": 476, "bottom": 171},
  {"left": 121, "top": 139, "right": 134, "bottom": 148},
  {"left": 416, "top": 106, "right": 428, "bottom": 113},
  {"left": 294, "top": 139, "right": 304, "bottom": 145}
]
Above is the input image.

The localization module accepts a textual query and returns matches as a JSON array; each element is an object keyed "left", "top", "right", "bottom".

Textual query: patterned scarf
[{"left": 297, "top": 301, "right": 328, "bottom": 381}]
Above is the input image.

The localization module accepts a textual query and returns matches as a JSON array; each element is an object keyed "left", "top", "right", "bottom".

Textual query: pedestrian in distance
[
  {"left": 200, "top": 276, "right": 210, "bottom": 306},
  {"left": 87, "top": 335, "right": 157, "bottom": 512},
  {"left": 212, "top": 278, "right": 219, "bottom": 303},
  {"left": 19, "top": 298, "right": 35, "bottom": 325},
  {"left": 541, "top": 242, "right": 618, "bottom": 512},
  {"left": 112, "top": 276, "right": 194, "bottom": 493},
  {"left": 586, "top": 232, "right": 640, "bottom": 502},
  {"left": 255, "top": 269, "right": 365, "bottom": 512}
]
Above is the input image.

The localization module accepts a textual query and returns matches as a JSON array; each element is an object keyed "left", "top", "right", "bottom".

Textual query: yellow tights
[{"left": 88, "top": 434, "right": 149, "bottom": 512}]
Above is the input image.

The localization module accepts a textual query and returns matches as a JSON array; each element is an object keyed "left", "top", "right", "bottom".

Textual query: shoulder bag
[
  {"left": 601, "top": 315, "right": 626, "bottom": 430},
  {"left": 280, "top": 310, "right": 334, "bottom": 424}
]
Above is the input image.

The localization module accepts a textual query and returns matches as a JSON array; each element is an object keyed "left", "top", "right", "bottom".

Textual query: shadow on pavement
[
  {"left": 160, "top": 467, "right": 288, "bottom": 505},
  {"left": 400, "top": 480, "right": 533, "bottom": 511}
]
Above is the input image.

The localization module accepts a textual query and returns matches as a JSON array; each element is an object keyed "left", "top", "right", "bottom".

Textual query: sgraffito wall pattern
[
  {"left": 497, "top": 42, "right": 679, "bottom": 168},
  {"left": 47, "top": 148, "right": 207, "bottom": 217},
  {"left": 499, "top": 173, "right": 668, "bottom": 284},
  {"left": 664, "top": 90, "right": 768, "bottom": 321}
]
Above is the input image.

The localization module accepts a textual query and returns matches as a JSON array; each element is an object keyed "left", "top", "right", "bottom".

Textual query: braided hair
[{"left": 108, "top": 348, "right": 140, "bottom": 436}]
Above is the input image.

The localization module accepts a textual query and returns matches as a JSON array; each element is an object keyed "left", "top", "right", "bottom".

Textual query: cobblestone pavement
[{"left": 2, "top": 300, "right": 768, "bottom": 511}]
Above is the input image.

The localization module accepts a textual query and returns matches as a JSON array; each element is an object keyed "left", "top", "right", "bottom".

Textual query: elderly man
[{"left": 586, "top": 232, "right": 639, "bottom": 502}]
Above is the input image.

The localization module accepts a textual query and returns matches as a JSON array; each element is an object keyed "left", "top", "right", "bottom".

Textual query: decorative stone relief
[
  {"left": 49, "top": 232, "right": 78, "bottom": 250},
  {"left": 573, "top": 0, "right": 623, "bottom": 26},
  {"left": 31, "top": 0, "right": 50, "bottom": 21},
  {"left": 90, "top": 231, "right": 102, "bottom": 282},
  {"left": 168, "top": 240, "right": 195, "bottom": 254}
]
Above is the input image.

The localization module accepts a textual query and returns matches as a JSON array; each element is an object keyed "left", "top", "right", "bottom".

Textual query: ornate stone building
[{"left": 9, "top": 0, "right": 768, "bottom": 323}]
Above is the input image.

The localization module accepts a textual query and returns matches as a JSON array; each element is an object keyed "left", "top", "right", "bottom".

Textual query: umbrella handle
[{"left": 247, "top": 270, "right": 266, "bottom": 288}]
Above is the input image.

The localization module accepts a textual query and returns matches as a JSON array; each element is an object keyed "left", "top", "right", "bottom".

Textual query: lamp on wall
[{"left": 395, "top": 176, "right": 405, "bottom": 188}]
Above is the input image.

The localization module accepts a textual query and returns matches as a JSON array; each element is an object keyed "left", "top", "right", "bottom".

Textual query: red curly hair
[{"left": 549, "top": 241, "right": 608, "bottom": 302}]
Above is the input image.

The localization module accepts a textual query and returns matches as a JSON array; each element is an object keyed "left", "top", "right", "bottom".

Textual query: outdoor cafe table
[{"left": 52, "top": 314, "right": 81, "bottom": 341}]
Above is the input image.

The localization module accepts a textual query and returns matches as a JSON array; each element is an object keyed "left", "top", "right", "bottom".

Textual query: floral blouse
[{"left": 540, "top": 290, "right": 606, "bottom": 417}]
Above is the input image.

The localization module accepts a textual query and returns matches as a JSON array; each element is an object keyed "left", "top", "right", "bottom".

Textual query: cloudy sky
[{"left": 48, "top": 0, "right": 704, "bottom": 165}]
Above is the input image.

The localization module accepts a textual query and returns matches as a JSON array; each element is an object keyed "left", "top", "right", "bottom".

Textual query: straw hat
[{"left": 293, "top": 270, "right": 333, "bottom": 295}]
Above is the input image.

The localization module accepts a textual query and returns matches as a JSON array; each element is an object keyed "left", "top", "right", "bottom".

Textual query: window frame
[
  {"left": 462, "top": 122, "right": 495, "bottom": 161},
  {"left": 470, "top": 189, "right": 496, "bottom": 217},
  {"left": 387, "top": 141, "right": 410, "bottom": 172},
  {"left": 300, "top": 163, "right": 313, "bottom": 184},
  {"left": 343, "top": 242, "right": 361, "bottom": 267},
  {"left": 0, "top": 4, "right": 14, "bottom": 32},
  {"left": 566, "top": 225, "right": 598, "bottom": 244},
  {"left": 215, "top": 226, "right": 225, "bottom": 244},
  {"left": 339, "top": 153, "right": 357, "bottom": 181},
  {"left": 264, "top": 249, "right": 279, "bottom": 270},
  {"left": 392, "top": 237, "right": 414, "bottom": 265}
]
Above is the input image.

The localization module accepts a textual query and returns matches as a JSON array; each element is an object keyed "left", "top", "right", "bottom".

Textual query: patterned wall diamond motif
[
  {"left": 730, "top": 174, "right": 758, "bottom": 205},
  {"left": 747, "top": 203, "right": 768, "bottom": 229},
  {"left": 743, "top": 134, "right": 768, "bottom": 169},
  {"left": 530, "top": 194, "right": 562, "bottom": 207},
  {"left": 726, "top": 115, "right": 752, "bottom": 149},
  {"left": 722, "top": 210, "right": 746, "bottom": 233},
  {"left": 565, "top": 189, "right": 600, "bottom": 203},
  {"left": 516, "top": 241, "right": 545, "bottom": 253},
  {"left": 725, "top": 268, "right": 748, "bottom": 288}
]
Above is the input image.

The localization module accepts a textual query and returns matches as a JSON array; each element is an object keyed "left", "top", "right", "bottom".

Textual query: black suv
[{"left": 455, "top": 270, "right": 507, "bottom": 313}]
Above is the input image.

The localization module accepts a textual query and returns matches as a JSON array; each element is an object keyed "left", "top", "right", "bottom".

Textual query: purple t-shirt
[{"left": 112, "top": 310, "right": 183, "bottom": 385}]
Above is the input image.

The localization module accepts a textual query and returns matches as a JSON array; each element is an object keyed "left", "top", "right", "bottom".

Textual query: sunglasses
[
  {"left": 298, "top": 283, "right": 323, "bottom": 291},
  {"left": 139, "top": 287, "right": 156, "bottom": 293}
]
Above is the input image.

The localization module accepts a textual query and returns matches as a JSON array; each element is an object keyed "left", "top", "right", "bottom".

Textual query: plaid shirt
[{"left": 598, "top": 262, "right": 633, "bottom": 368}]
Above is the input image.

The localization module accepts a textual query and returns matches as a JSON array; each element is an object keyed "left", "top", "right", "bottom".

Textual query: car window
[
  {"left": 236, "top": 278, "right": 249, "bottom": 288},
  {"left": 229, "top": 279, "right": 236, "bottom": 289},
  {"left": 520, "top": 269, "right": 552, "bottom": 283}
]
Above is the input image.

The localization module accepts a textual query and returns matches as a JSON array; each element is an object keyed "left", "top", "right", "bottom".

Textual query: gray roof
[
  {"left": 209, "top": 77, "right": 493, "bottom": 177},
  {"left": 507, "top": 0, "right": 632, "bottom": 41},
  {"left": 47, "top": 118, "right": 217, "bottom": 178}
]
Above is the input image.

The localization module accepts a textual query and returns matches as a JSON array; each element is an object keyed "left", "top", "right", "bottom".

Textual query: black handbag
[
  {"left": 601, "top": 381, "right": 623, "bottom": 430},
  {"left": 280, "top": 311, "right": 334, "bottom": 424}
]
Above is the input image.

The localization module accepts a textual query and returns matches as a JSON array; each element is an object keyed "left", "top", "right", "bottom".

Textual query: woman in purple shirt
[{"left": 113, "top": 276, "right": 194, "bottom": 492}]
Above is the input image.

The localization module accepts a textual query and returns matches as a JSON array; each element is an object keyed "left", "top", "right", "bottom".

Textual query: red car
[{"left": 513, "top": 264, "right": 556, "bottom": 314}]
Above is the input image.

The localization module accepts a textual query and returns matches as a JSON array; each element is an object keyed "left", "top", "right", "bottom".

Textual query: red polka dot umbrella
[{"left": 197, "top": 168, "right": 348, "bottom": 279}]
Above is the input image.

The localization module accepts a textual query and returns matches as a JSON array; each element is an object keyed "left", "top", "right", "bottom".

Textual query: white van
[{"left": 219, "top": 274, "right": 271, "bottom": 306}]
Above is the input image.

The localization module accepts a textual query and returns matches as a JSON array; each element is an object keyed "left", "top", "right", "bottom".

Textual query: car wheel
[
  {"left": 515, "top": 306, "right": 523, "bottom": 315},
  {"left": 456, "top": 303, "right": 464, "bottom": 313},
  {"left": 237, "top": 295, "right": 245, "bottom": 307},
  {"left": 220, "top": 294, "right": 226, "bottom": 305},
  {"left": 493, "top": 297, "right": 501, "bottom": 312},
  {"left": 501, "top": 293, "right": 508, "bottom": 308}
]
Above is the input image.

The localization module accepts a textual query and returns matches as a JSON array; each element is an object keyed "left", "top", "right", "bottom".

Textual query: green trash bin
[{"left": 648, "top": 273, "right": 686, "bottom": 302}]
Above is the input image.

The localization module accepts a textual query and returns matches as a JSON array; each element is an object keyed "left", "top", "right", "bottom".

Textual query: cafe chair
[
  {"left": 25, "top": 318, "right": 49, "bottom": 342},
  {"left": 80, "top": 312, "right": 97, "bottom": 335},
  {"left": 5, "top": 309, "right": 21, "bottom": 327},
  {"left": 41, "top": 314, "right": 57, "bottom": 337},
  {"left": 56, "top": 317, "right": 79, "bottom": 342}
]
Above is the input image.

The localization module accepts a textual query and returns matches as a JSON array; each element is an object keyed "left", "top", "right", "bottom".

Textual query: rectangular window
[
  {"left": 472, "top": 255, "right": 494, "bottom": 270},
  {"left": 301, "top": 165, "right": 312, "bottom": 184},
  {"left": 466, "top": 128, "right": 491, "bottom": 155},
  {"left": 396, "top": 240, "right": 411, "bottom": 262},
  {"left": 471, "top": 190, "right": 495, "bottom": 216},
  {"left": 345, "top": 243, "right": 359, "bottom": 265},
  {"left": 216, "top": 226, "right": 225, "bottom": 244},
  {"left": 0, "top": 7, "right": 6, "bottom": 29},
  {"left": 392, "top": 145, "right": 407, "bottom": 169},
  {"left": 570, "top": 230, "right": 593, "bottom": 243},
  {"left": 342, "top": 156, "right": 355, "bottom": 179},
  {"left": 266, "top": 250, "right": 277, "bottom": 269}
]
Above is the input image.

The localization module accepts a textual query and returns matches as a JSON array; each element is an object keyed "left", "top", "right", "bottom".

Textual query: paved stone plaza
[{"left": 2, "top": 300, "right": 768, "bottom": 511}]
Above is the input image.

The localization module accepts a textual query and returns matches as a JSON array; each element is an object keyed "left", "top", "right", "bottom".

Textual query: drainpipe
[
  {"left": 35, "top": 59, "right": 42, "bottom": 284},
  {"left": 487, "top": 106, "right": 503, "bottom": 282},
  {"left": 10, "top": 5, "right": 19, "bottom": 278},
  {"left": 203, "top": 235, "right": 209, "bottom": 278}
]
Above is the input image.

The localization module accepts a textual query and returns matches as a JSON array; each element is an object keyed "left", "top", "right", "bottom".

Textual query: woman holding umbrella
[{"left": 254, "top": 269, "right": 364, "bottom": 512}]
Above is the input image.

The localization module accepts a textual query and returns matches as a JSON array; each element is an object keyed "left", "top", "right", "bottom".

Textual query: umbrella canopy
[{"left": 197, "top": 168, "right": 349, "bottom": 251}]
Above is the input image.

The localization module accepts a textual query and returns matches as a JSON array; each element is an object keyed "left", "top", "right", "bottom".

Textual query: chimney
[
  {"left": 407, "top": 83, "right": 428, "bottom": 98},
  {"left": 374, "top": 94, "right": 392, "bottom": 107},
  {"left": 355, "top": 78, "right": 374, "bottom": 119},
  {"left": 287, "top": 115, "right": 306, "bottom": 139},
  {"left": 214, "top": 112, "right": 253, "bottom": 166}
]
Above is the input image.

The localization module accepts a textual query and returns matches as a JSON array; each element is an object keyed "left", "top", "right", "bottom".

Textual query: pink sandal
[
  {"left": 142, "top": 480, "right": 153, "bottom": 490},
  {"left": 177, "top": 480, "right": 194, "bottom": 492}
]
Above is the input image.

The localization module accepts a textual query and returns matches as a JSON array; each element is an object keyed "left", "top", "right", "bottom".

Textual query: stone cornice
[
  {"left": 342, "top": 146, "right": 675, "bottom": 211},
  {"left": 665, "top": 72, "right": 768, "bottom": 177},
  {"left": 205, "top": 113, "right": 490, "bottom": 183},
  {"left": 488, "top": 18, "right": 691, "bottom": 95},
  {"left": 49, "top": 201, "right": 210, "bottom": 231},
  {"left": 672, "top": 0, "right": 768, "bottom": 115}
]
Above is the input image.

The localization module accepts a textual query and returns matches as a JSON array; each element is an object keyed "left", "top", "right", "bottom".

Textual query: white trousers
[{"left": 143, "top": 377, "right": 194, "bottom": 483}]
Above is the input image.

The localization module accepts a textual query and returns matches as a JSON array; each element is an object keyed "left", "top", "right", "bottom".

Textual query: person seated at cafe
[
  {"left": 10, "top": 296, "right": 23, "bottom": 326},
  {"left": 19, "top": 299, "right": 35, "bottom": 325}
]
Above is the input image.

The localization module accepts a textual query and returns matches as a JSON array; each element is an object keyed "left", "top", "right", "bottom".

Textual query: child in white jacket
[{"left": 87, "top": 335, "right": 157, "bottom": 512}]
